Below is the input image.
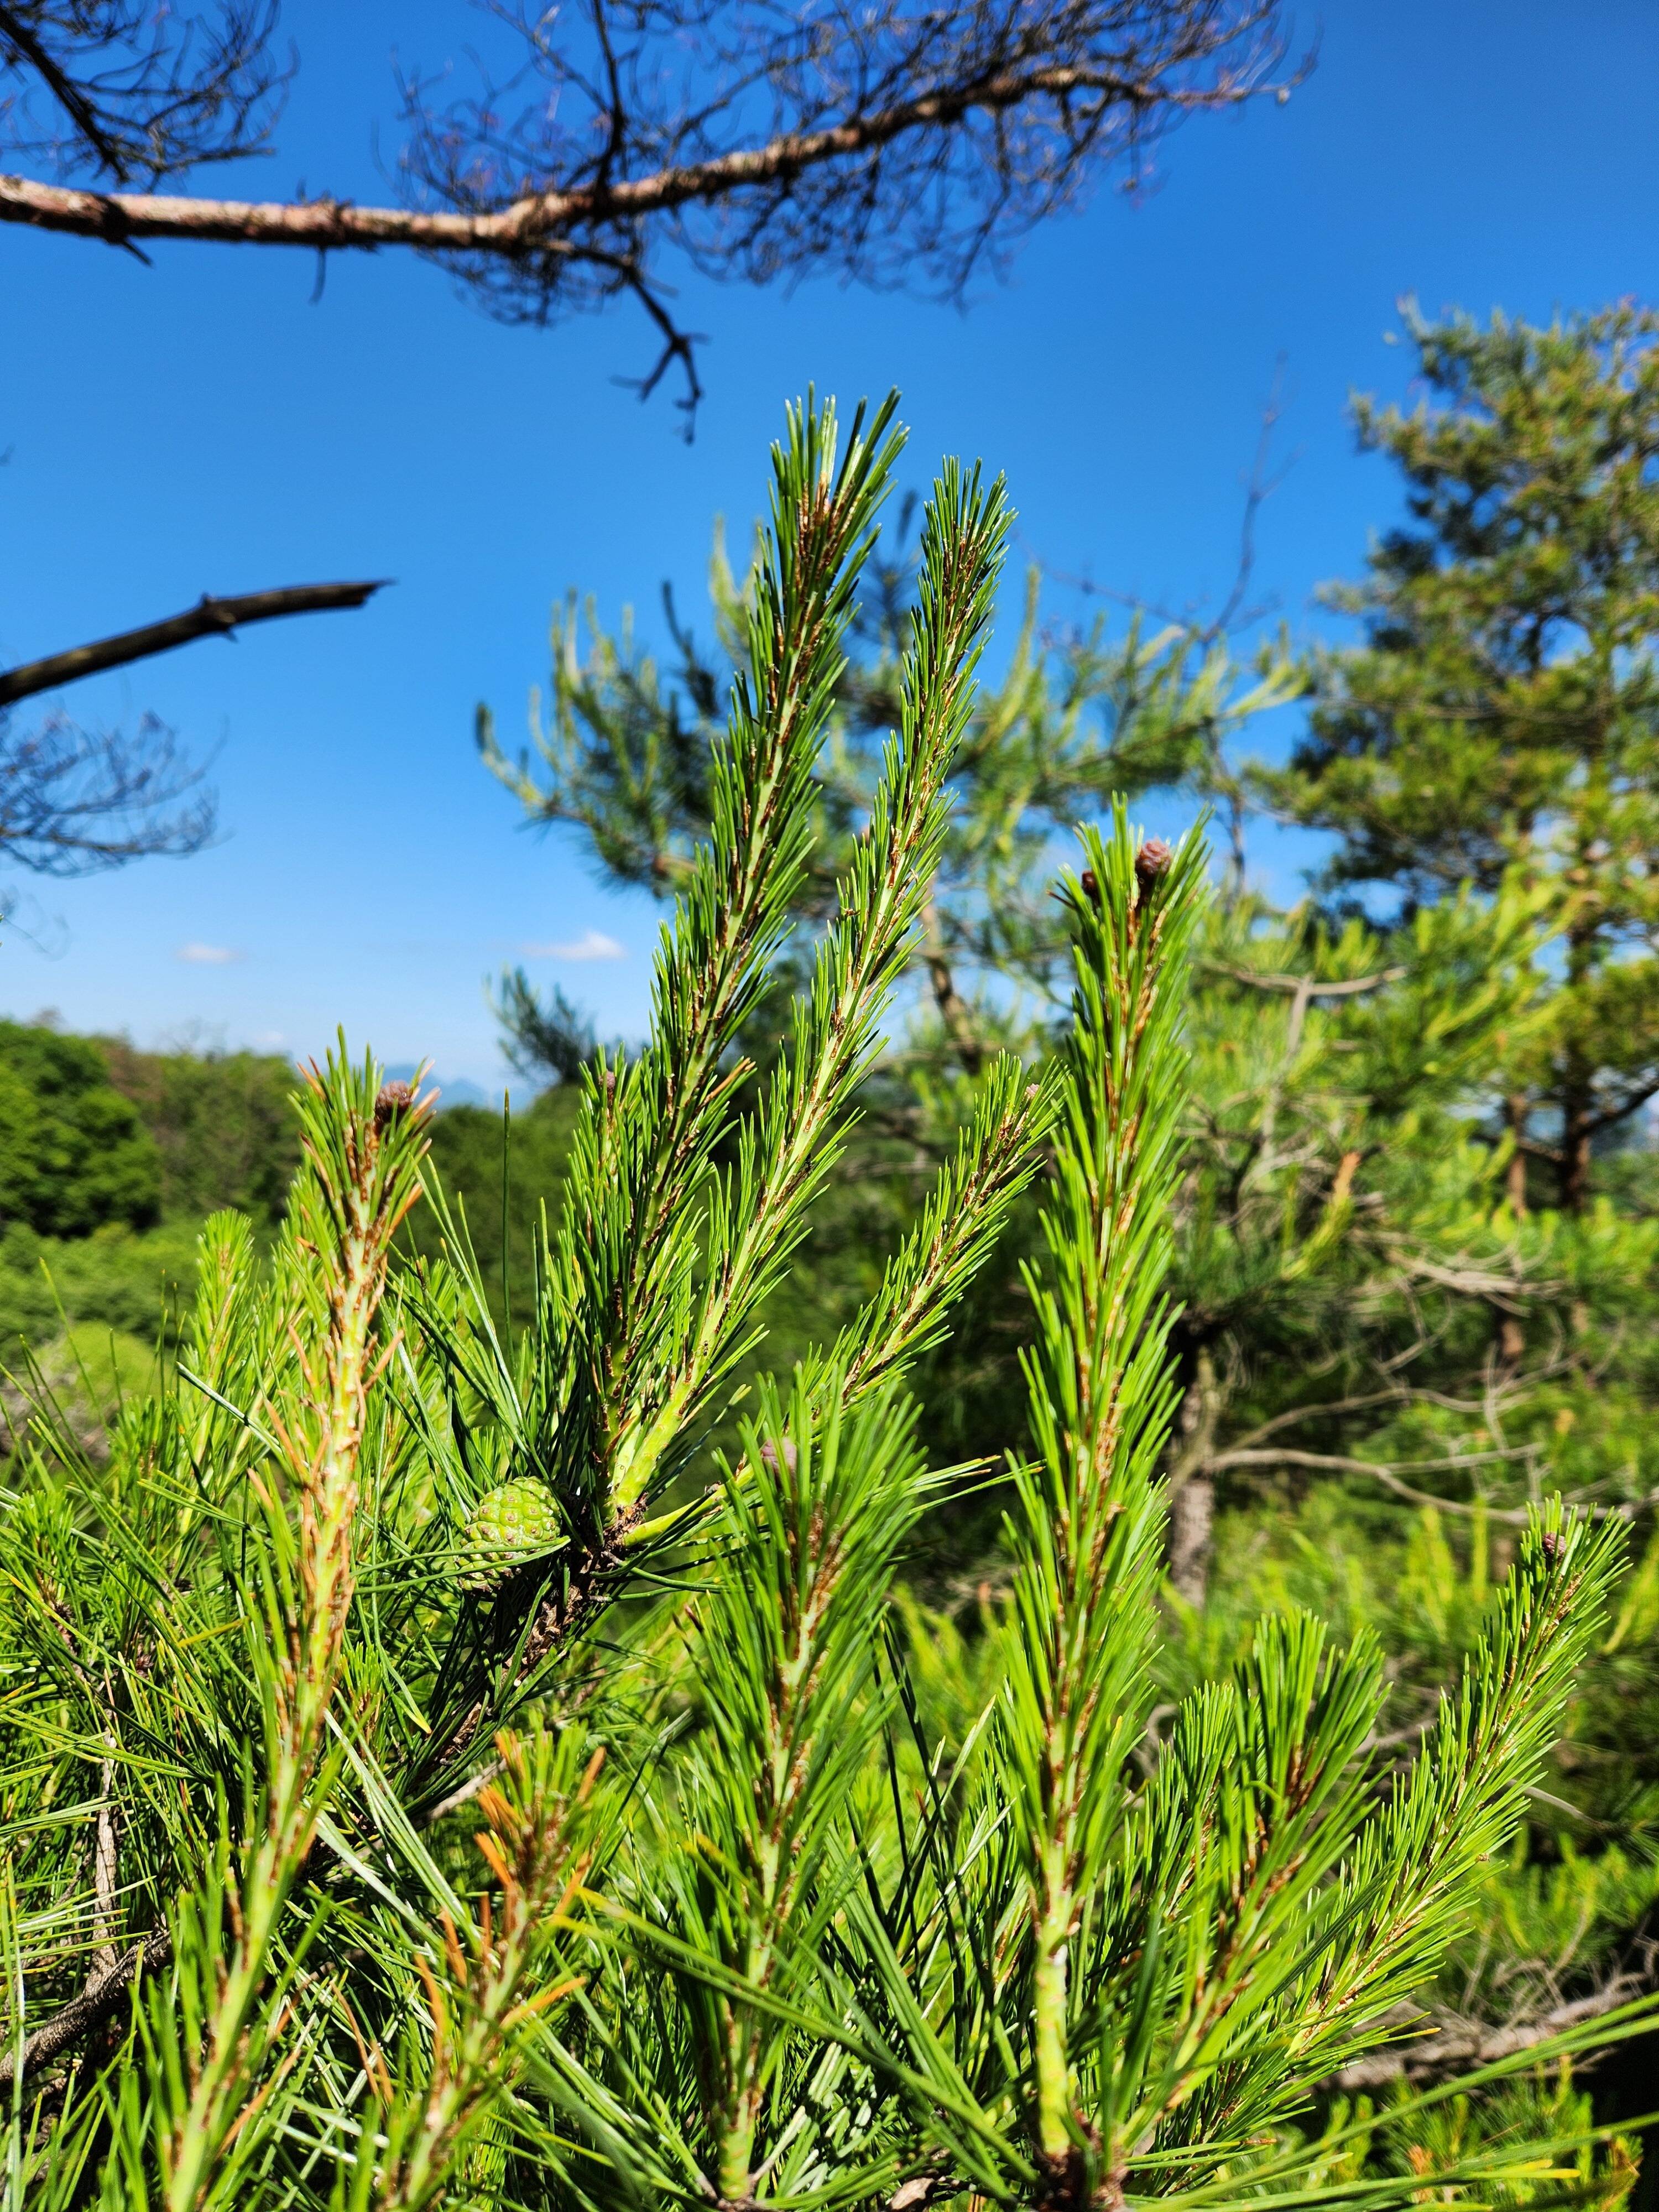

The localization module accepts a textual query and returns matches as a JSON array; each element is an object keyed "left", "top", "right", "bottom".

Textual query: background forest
[{"left": 6, "top": 305, "right": 1659, "bottom": 2193}]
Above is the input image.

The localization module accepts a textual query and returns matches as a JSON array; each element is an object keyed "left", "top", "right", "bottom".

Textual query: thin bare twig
[{"left": 0, "top": 579, "right": 389, "bottom": 708}]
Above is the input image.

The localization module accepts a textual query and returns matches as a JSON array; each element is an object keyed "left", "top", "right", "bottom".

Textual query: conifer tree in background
[
  {"left": 1273, "top": 302, "right": 1659, "bottom": 1216},
  {"left": 3, "top": 394, "right": 1645, "bottom": 2210},
  {"left": 477, "top": 520, "right": 1303, "bottom": 1081}
]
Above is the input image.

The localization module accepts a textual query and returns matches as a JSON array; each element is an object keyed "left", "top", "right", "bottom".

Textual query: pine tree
[
  {"left": 1, "top": 396, "right": 1642, "bottom": 2211},
  {"left": 1270, "top": 301, "right": 1659, "bottom": 1215},
  {"left": 467, "top": 352, "right": 1659, "bottom": 2140}
]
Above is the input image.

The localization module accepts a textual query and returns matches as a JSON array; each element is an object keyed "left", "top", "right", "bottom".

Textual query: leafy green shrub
[
  {"left": 0, "top": 1020, "right": 161, "bottom": 1236},
  {"left": 98, "top": 1038, "right": 301, "bottom": 1225},
  {"left": 0, "top": 1220, "right": 201, "bottom": 1350}
]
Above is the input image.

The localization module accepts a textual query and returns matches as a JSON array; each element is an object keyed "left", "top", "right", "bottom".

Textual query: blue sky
[{"left": 4, "top": 1, "right": 1659, "bottom": 1086}]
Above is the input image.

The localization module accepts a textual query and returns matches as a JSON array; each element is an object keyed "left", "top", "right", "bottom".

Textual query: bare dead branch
[
  {"left": 1332, "top": 1981, "right": 1651, "bottom": 2093},
  {"left": 1208, "top": 1444, "right": 1653, "bottom": 1526},
  {"left": 0, "top": 3, "right": 286, "bottom": 185},
  {"left": 0, "top": 709, "right": 215, "bottom": 874},
  {"left": 0, "top": 578, "right": 389, "bottom": 708},
  {"left": 0, "top": 1926, "right": 171, "bottom": 2090},
  {"left": 1, "top": 4, "right": 1301, "bottom": 409},
  {"left": 1201, "top": 960, "right": 1407, "bottom": 998}
]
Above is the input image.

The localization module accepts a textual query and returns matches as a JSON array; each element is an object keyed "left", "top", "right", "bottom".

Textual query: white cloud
[
  {"left": 520, "top": 929, "right": 627, "bottom": 962},
  {"left": 175, "top": 942, "right": 246, "bottom": 966}
]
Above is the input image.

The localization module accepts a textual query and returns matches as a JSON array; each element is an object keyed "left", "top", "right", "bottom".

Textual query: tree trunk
[
  {"left": 1496, "top": 1096, "right": 1530, "bottom": 1368},
  {"left": 1504, "top": 1094, "right": 1530, "bottom": 1218},
  {"left": 1167, "top": 1340, "right": 1220, "bottom": 1605},
  {"left": 1168, "top": 1475, "right": 1214, "bottom": 1608},
  {"left": 1557, "top": 922, "right": 1595, "bottom": 1217},
  {"left": 1559, "top": 1101, "right": 1594, "bottom": 1215},
  {"left": 921, "top": 899, "right": 985, "bottom": 1075}
]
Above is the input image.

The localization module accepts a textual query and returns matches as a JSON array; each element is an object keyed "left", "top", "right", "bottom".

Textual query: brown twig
[
  {"left": 0, "top": 581, "right": 389, "bottom": 708},
  {"left": 1332, "top": 1981, "right": 1648, "bottom": 2091},
  {"left": 0, "top": 1927, "right": 171, "bottom": 2090},
  {"left": 1208, "top": 1444, "right": 1653, "bottom": 1525}
]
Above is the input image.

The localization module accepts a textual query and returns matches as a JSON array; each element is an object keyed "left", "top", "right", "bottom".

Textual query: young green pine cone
[{"left": 460, "top": 1478, "right": 567, "bottom": 1593}]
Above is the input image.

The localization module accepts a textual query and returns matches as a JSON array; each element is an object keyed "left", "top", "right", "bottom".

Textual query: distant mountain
[{"left": 380, "top": 1065, "right": 505, "bottom": 1114}]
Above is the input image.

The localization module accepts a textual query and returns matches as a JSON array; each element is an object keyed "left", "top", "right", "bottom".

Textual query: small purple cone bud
[
  {"left": 1539, "top": 1528, "right": 1565, "bottom": 1565},
  {"left": 759, "top": 1437, "right": 799, "bottom": 1475},
  {"left": 374, "top": 1080, "right": 416, "bottom": 1133},
  {"left": 1079, "top": 868, "right": 1100, "bottom": 902},
  {"left": 1134, "top": 838, "right": 1175, "bottom": 891}
]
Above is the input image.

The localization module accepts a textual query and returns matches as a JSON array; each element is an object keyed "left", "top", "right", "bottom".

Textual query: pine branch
[
  {"left": 823, "top": 1054, "right": 1056, "bottom": 1406},
  {"left": 403, "top": 395, "right": 910, "bottom": 1796},
  {"left": 144, "top": 1051, "right": 431, "bottom": 2212},
  {"left": 1278, "top": 1503, "right": 1627, "bottom": 2093},
  {"left": 0, "top": 1927, "right": 171, "bottom": 2091},
  {"left": 601, "top": 455, "right": 1013, "bottom": 1519},
  {"left": 572, "top": 391, "right": 905, "bottom": 1522},
  {"left": 995, "top": 814, "right": 1207, "bottom": 2194},
  {"left": 366, "top": 1728, "right": 599, "bottom": 2212},
  {"left": 0, "top": 56, "right": 1277, "bottom": 253},
  {"left": 629, "top": 1376, "right": 932, "bottom": 2208}
]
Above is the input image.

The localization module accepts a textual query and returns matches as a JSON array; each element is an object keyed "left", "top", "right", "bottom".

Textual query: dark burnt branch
[
  {"left": 0, "top": 4, "right": 128, "bottom": 174},
  {"left": 592, "top": 248, "right": 708, "bottom": 429},
  {"left": 0, "top": 578, "right": 388, "bottom": 708},
  {"left": 0, "top": 1926, "right": 171, "bottom": 2090},
  {"left": 0, "top": 581, "right": 387, "bottom": 877}
]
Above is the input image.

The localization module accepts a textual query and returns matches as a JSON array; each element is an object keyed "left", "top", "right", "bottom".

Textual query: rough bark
[
  {"left": 1167, "top": 1339, "right": 1220, "bottom": 1604},
  {"left": 1167, "top": 1472, "right": 1214, "bottom": 1608},
  {"left": 0, "top": 1928, "right": 171, "bottom": 2090},
  {"left": 0, "top": 55, "right": 1270, "bottom": 254}
]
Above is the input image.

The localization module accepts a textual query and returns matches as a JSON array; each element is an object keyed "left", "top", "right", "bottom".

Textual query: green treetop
[
  {"left": 1271, "top": 302, "right": 1659, "bottom": 1213},
  {"left": 0, "top": 1019, "right": 160, "bottom": 1238}
]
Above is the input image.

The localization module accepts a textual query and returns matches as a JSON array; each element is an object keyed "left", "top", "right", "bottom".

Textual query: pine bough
[{"left": 0, "top": 399, "right": 1645, "bottom": 2211}]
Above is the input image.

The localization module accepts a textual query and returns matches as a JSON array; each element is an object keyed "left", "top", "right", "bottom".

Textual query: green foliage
[
  {"left": 400, "top": 1088, "right": 583, "bottom": 1331},
  {"left": 0, "top": 1035, "right": 302, "bottom": 1465},
  {"left": 468, "top": 327, "right": 1659, "bottom": 2206},
  {"left": 97, "top": 1037, "right": 301, "bottom": 1226},
  {"left": 1, "top": 400, "right": 1632, "bottom": 2212},
  {"left": 1270, "top": 300, "right": 1659, "bottom": 1212},
  {"left": 0, "top": 1219, "right": 200, "bottom": 1350},
  {"left": 0, "top": 1019, "right": 161, "bottom": 1237}
]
